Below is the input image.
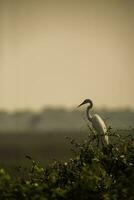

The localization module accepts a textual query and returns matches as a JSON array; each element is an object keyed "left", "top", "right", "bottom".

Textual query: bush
[{"left": 0, "top": 128, "right": 134, "bottom": 199}]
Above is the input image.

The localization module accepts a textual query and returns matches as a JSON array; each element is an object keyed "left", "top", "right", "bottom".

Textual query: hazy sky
[{"left": 0, "top": 0, "right": 134, "bottom": 110}]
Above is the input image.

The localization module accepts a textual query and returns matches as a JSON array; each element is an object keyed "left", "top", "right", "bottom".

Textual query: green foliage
[{"left": 0, "top": 128, "right": 134, "bottom": 199}]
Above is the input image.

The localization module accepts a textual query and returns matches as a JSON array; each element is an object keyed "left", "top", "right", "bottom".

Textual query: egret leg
[{"left": 97, "top": 136, "right": 99, "bottom": 147}]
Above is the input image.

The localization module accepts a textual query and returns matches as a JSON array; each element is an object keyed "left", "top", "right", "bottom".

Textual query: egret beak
[{"left": 77, "top": 102, "right": 85, "bottom": 108}]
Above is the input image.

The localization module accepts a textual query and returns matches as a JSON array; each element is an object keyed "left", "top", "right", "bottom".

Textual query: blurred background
[{"left": 0, "top": 0, "right": 134, "bottom": 174}]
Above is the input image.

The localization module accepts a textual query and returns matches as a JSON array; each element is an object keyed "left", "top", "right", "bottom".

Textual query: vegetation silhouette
[{"left": 0, "top": 127, "right": 133, "bottom": 199}]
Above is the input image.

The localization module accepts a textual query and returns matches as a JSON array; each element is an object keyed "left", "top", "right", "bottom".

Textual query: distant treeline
[{"left": 0, "top": 107, "right": 134, "bottom": 132}]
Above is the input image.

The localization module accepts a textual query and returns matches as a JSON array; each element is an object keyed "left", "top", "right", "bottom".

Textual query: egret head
[{"left": 78, "top": 99, "right": 93, "bottom": 108}]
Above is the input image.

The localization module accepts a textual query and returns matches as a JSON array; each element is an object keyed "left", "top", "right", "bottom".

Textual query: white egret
[{"left": 78, "top": 99, "right": 109, "bottom": 147}]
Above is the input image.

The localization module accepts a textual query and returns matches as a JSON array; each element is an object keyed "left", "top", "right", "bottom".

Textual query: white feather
[{"left": 91, "top": 114, "right": 109, "bottom": 146}]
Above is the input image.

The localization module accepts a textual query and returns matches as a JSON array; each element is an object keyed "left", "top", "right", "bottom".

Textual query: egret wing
[
  {"left": 92, "top": 114, "right": 109, "bottom": 145},
  {"left": 92, "top": 114, "right": 107, "bottom": 133}
]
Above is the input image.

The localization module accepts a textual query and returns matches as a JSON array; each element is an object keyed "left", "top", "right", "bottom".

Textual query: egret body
[{"left": 78, "top": 99, "right": 109, "bottom": 147}]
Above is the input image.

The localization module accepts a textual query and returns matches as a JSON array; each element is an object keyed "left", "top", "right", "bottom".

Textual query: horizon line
[{"left": 0, "top": 105, "right": 134, "bottom": 113}]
